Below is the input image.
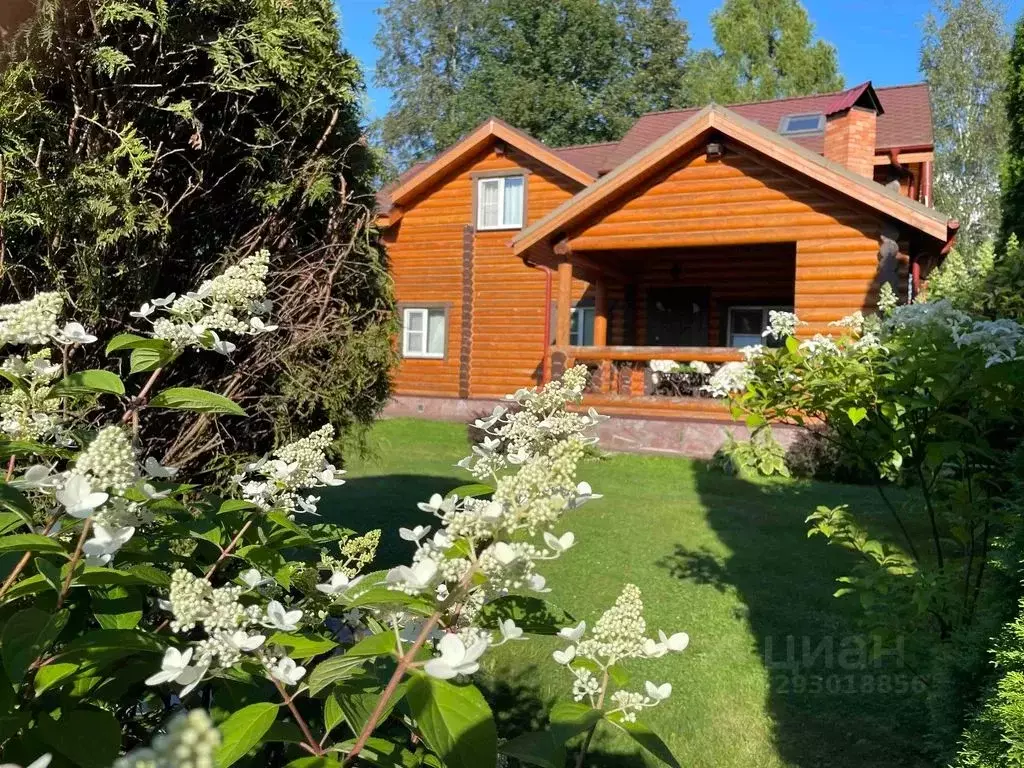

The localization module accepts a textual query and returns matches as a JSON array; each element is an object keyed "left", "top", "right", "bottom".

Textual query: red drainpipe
[{"left": 525, "top": 260, "right": 554, "bottom": 383}]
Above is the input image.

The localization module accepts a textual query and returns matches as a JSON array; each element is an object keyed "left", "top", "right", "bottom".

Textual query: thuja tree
[
  {"left": 0, "top": 0, "right": 394, "bottom": 470},
  {"left": 0, "top": 259, "right": 689, "bottom": 767}
]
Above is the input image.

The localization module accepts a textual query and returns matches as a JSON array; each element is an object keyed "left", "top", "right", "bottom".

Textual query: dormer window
[
  {"left": 778, "top": 113, "right": 825, "bottom": 136},
  {"left": 477, "top": 175, "right": 525, "bottom": 230}
]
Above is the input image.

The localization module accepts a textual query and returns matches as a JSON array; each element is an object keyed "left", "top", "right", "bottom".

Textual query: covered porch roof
[{"left": 511, "top": 104, "right": 956, "bottom": 266}]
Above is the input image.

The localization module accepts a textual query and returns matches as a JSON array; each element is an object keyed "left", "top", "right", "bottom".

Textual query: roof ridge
[
  {"left": 553, "top": 140, "right": 620, "bottom": 149},
  {"left": 631, "top": 82, "right": 928, "bottom": 120}
]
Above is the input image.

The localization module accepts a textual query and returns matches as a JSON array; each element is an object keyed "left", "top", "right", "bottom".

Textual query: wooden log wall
[
  {"left": 385, "top": 144, "right": 587, "bottom": 398},
  {"left": 570, "top": 141, "right": 900, "bottom": 336}
]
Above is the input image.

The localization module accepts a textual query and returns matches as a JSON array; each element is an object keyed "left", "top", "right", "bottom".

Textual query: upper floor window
[
  {"left": 778, "top": 113, "right": 825, "bottom": 136},
  {"left": 402, "top": 306, "right": 447, "bottom": 359},
  {"left": 477, "top": 175, "right": 524, "bottom": 230}
]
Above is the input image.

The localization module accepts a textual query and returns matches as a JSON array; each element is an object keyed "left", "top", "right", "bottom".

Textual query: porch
[{"left": 544, "top": 243, "right": 798, "bottom": 419}]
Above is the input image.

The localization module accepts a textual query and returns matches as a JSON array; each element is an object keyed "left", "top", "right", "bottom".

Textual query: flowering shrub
[
  {"left": 729, "top": 298, "right": 1024, "bottom": 659},
  {"left": 0, "top": 264, "right": 687, "bottom": 767}
]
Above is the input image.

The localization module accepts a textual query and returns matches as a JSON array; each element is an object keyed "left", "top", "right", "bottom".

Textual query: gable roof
[
  {"left": 600, "top": 83, "right": 931, "bottom": 171},
  {"left": 376, "top": 118, "right": 595, "bottom": 224},
  {"left": 512, "top": 104, "right": 952, "bottom": 256}
]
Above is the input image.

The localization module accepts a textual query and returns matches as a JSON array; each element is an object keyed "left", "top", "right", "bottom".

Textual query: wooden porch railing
[{"left": 547, "top": 345, "right": 744, "bottom": 398}]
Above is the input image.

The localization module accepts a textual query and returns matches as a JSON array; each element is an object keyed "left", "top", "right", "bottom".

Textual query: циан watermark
[{"left": 764, "top": 634, "right": 924, "bottom": 696}]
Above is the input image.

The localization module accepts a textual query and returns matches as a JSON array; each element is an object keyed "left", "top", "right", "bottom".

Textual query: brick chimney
[{"left": 822, "top": 82, "right": 883, "bottom": 178}]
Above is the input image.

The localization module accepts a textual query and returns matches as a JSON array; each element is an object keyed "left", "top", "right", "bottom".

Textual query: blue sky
[{"left": 335, "top": 0, "right": 1024, "bottom": 121}]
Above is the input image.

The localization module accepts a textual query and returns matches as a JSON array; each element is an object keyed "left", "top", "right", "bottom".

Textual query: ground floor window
[
  {"left": 727, "top": 305, "right": 792, "bottom": 348},
  {"left": 402, "top": 307, "right": 446, "bottom": 358},
  {"left": 570, "top": 305, "right": 595, "bottom": 346}
]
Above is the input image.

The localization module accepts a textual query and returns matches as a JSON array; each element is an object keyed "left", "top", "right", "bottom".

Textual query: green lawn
[{"left": 324, "top": 418, "right": 929, "bottom": 768}]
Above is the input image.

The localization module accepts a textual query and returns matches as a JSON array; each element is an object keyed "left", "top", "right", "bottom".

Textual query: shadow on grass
[
  {"left": 318, "top": 473, "right": 464, "bottom": 568},
  {"left": 671, "top": 464, "right": 931, "bottom": 768},
  {"left": 476, "top": 666, "right": 648, "bottom": 768}
]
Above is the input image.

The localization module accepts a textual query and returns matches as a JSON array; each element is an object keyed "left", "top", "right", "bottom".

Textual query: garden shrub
[
  {"left": 0, "top": 266, "right": 689, "bottom": 768},
  {"left": 0, "top": 0, "right": 395, "bottom": 474},
  {"left": 726, "top": 304, "right": 1024, "bottom": 760},
  {"left": 783, "top": 427, "right": 873, "bottom": 484}
]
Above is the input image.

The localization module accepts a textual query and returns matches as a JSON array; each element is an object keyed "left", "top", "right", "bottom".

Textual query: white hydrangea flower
[
  {"left": 0, "top": 351, "right": 64, "bottom": 441},
  {"left": 763, "top": 310, "right": 802, "bottom": 340},
  {"left": 82, "top": 524, "right": 135, "bottom": 567},
  {"left": 57, "top": 322, "right": 97, "bottom": 345},
  {"left": 270, "top": 656, "right": 306, "bottom": 686},
  {"left": 263, "top": 600, "right": 302, "bottom": 631},
  {"left": 703, "top": 361, "right": 752, "bottom": 398},
  {"left": 74, "top": 426, "right": 137, "bottom": 493},
  {"left": 55, "top": 474, "right": 108, "bottom": 519},
  {"left": 236, "top": 424, "right": 338, "bottom": 516},
  {"left": 113, "top": 709, "right": 220, "bottom": 768},
  {"left": 0, "top": 292, "right": 63, "bottom": 346},
  {"left": 424, "top": 633, "right": 488, "bottom": 679}
]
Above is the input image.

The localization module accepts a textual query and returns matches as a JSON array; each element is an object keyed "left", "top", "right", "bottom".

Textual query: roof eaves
[{"left": 514, "top": 103, "right": 949, "bottom": 253}]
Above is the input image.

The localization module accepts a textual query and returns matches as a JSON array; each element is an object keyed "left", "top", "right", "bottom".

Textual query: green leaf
[
  {"left": 0, "top": 533, "right": 66, "bottom": 555},
  {"left": 237, "top": 545, "right": 287, "bottom": 585},
  {"left": 216, "top": 702, "right": 279, "bottom": 768},
  {"left": 330, "top": 673, "right": 406, "bottom": 736},
  {"left": 477, "top": 595, "right": 575, "bottom": 635},
  {"left": 91, "top": 585, "right": 143, "bottom": 629},
  {"left": 0, "top": 482, "right": 36, "bottom": 517},
  {"left": 345, "top": 585, "right": 436, "bottom": 616},
  {"left": 548, "top": 701, "right": 602, "bottom": 732},
  {"left": 34, "top": 556, "right": 62, "bottom": 591},
  {"left": 846, "top": 406, "right": 868, "bottom": 425},
  {"left": 447, "top": 483, "right": 494, "bottom": 499},
  {"left": 1, "top": 607, "right": 69, "bottom": 682},
  {"left": 344, "top": 631, "right": 399, "bottom": 659},
  {"left": 0, "top": 511, "right": 27, "bottom": 535},
  {"left": 106, "top": 333, "right": 160, "bottom": 353},
  {"left": 307, "top": 654, "right": 366, "bottom": 696},
  {"left": 50, "top": 370, "right": 125, "bottom": 397},
  {"left": 607, "top": 714, "right": 681, "bottom": 768},
  {"left": 38, "top": 707, "right": 121, "bottom": 768},
  {"left": 149, "top": 386, "right": 246, "bottom": 416},
  {"left": 218, "top": 499, "right": 261, "bottom": 515},
  {"left": 129, "top": 344, "right": 176, "bottom": 373},
  {"left": 269, "top": 631, "right": 338, "bottom": 660},
  {"left": 406, "top": 673, "right": 497, "bottom": 768},
  {"left": 285, "top": 759, "right": 344, "bottom": 768},
  {"left": 324, "top": 690, "right": 346, "bottom": 734},
  {"left": 499, "top": 730, "right": 568, "bottom": 768},
  {"left": 332, "top": 736, "right": 420, "bottom": 767}
]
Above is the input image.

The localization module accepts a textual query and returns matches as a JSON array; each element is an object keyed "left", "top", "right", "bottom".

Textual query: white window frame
[
  {"left": 569, "top": 306, "right": 595, "bottom": 347},
  {"left": 727, "top": 305, "right": 793, "bottom": 348},
  {"left": 778, "top": 113, "right": 825, "bottom": 136},
  {"left": 401, "top": 307, "right": 446, "bottom": 359},
  {"left": 476, "top": 175, "right": 525, "bottom": 230}
]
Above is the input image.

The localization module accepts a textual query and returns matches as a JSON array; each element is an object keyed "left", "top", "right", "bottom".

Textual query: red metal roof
[
  {"left": 376, "top": 82, "right": 933, "bottom": 214},
  {"left": 824, "top": 81, "right": 884, "bottom": 116},
  {"left": 601, "top": 83, "right": 932, "bottom": 171},
  {"left": 551, "top": 141, "right": 619, "bottom": 177}
]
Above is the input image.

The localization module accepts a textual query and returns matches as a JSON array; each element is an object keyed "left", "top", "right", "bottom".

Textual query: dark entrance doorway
[{"left": 645, "top": 288, "right": 709, "bottom": 346}]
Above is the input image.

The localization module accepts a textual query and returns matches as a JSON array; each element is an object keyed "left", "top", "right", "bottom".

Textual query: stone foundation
[{"left": 384, "top": 395, "right": 799, "bottom": 459}]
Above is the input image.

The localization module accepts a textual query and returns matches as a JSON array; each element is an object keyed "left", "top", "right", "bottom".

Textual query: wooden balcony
[{"left": 547, "top": 345, "right": 744, "bottom": 421}]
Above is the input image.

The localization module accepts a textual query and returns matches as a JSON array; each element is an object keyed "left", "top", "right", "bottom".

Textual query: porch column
[
  {"left": 593, "top": 278, "right": 611, "bottom": 393},
  {"left": 593, "top": 278, "right": 608, "bottom": 346},
  {"left": 555, "top": 260, "right": 573, "bottom": 347}
]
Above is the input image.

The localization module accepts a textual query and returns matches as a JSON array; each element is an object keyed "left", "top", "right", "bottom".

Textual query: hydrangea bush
[
  {"left": 726, "top": 299, "right": 1024, "bottom": 650},
  {"left": 0, "top": 260, "right": 687, "bottom": 768}
]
